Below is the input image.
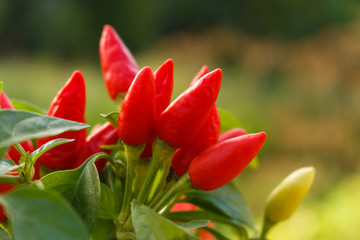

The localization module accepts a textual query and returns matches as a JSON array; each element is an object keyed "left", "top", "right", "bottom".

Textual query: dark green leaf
[
  {"left": 218, "top": 109, "right": 244, "bottom": 133},
  {"left": 181, "top": 184, "right": 254, "bottom": 229},
  {"left": 131, "top": 200, "right": 199, "bottom": 240},
  {"left": 29, "top": 138, "right": 74, "bottom": 163},
  {"left": 101, "top": 112, "right": 119, "bottom": 128},
  {"left": 0, "top": 188, "right": 89, "bottom": 240},
  {"left": 0, "top": 110, "right": 89, "bottom": 148},
  {"left": 40, "top": 153, "right": 105, "bottom": 232},
  {"left": 91, "top": 218, "right": 116, "bottom": 240},
  {"left": 11, "top": 99, "right": 45, "bottom": 114},
  {"left": 98, "top": 183, "right": 120, "bottom": 219},
  {"left": 177, "top": 219, "right": 210, "bottom": 230},
  {"left": 0, "top": 147, "right": 7, "bottom": 160}
]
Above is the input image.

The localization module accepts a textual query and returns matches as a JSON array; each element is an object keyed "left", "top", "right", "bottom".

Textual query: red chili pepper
[
  {"left": 218, "top": 128, "right": 247, "bottom": 142},
  {"left": 140, "top": 59, "right": 174, "bottom": 158},
  {"left": 99, "top": 24, "right": 139, "bottom": 100},
  {"left": 154, "top": 59, "right": 174, "bottom": 117},
  {"left": 37, "top": 71, "right": 87, "bottom": 170},
  {"left": 117, "top": 67, "right": 156, "bottom": 146},
  {"left": 190, "top": 65, "right": 209, "bottom": 86},
  {"left": 188, "top": 132, "right": 266, "bottom": 191},
  {"left": 0, "top": 91, "right": 34, "bottom": 163},
  {"left": 74, "top": 122, "right": 118, "bottom": 172},
  {"left": 0, "top": 184, "right": 15, "bottom": 222},
  {"left": 170, "top": 202, "right": 197, "bottom": 212},
  {"left": 171, "top": 105, "right": 220, "bottom": 176},
  {"left": 156, "top": 69, "right": 222, "bottom": 148}
]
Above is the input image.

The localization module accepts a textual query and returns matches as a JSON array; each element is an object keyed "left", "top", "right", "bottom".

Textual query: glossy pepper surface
[
  {"left": 0, "top": 91, "right": 34, "bottom": 162},
  {"left": 74, "top": 122, "right": 118, "bottom": 172},
  {"left": 117, "top": 67, "right": 156, "bottom": 145},
  {"left": 156, "top": 69, "right": 222, "bottom": 148},
  {"left": 171, "top": 105, "right": 220, "bottom": 176},
  {"left": 99, "top": 25, "right": 139, "bottom": 100},
  {"left": 37, "top": 71, "right": 87, "bottom": 170},
  {"left": 265, "top": 166, "right": 315, "bottom": 223},
  {"left": 189, "top": 132, "right": 266, "bottom": 191},
  {"left": 218, "top": 128, "right": 247, "bottom": 142}
]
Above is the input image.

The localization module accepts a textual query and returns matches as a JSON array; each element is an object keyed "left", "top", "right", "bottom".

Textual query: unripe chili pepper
[
  {"left": 99, "top": 24, "right": 139, "bottom": 100},
  {"left": 156, "top": 69, "right": 222, "bottom": 148},
  {"left": 117, "top": 67, "right": 156, "bottom": 146},
  {"left": 188, "top": 132, "right": 266, "bottom": 191},
  {"left": 218, "top": 128, "right": 247, "bottom": 142},
  {"left": 74, "top": 122, "right": 118, "bottom": 172},
  {"left": 0, "top": 91, "right": 34, "bottom": 163},
  {"left": 190, "top": 65, "right": 209, "bottom": 86},
  {"left": 171, "top": 105, "right": 220, "bottom": 176},
  {"left": 37, "top": 71, "right": 86, "bottom": 170},
  {"left": 0, "top": 184, "right": 15, "bottom": 222},
  {"left": 264, "top": 166, "right": 315, "bottom": 223}
]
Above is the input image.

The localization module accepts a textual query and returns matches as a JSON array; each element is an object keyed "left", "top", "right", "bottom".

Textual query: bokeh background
[{"left": 1, "top": 1, "right": 359, "bottom": 239}]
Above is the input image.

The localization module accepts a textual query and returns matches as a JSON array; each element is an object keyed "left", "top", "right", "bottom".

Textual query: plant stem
[
  {"left": 153, "top": 173, "right": 193, "bottom": 213},
  {"left": 136, "top": 137, "right": 175, "bottom": 204},
  {"left": 12, "top": 143, "right": 26, "bottom": 157},
  {"left": 118, "top": 144, "right": 145, "bottom": 225},
  {"left": 0, "top": 175, "right": 20, "bottom": 185}
]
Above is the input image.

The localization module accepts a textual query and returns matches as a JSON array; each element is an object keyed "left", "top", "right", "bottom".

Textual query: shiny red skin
[
  {"left": 74, "top": 122, "right": 118, "bottom": 172},
  {"left": 37, "top": 71, "right": 87, "bottom": 170},
  {"left": 140, "top": 59, "right": 174, "bottom": 158},
  {"left": 99, "top": 25, "right": 139, "bottom": 100},
  {"left": 154, "top": 59, "right": 174, "bottom": 117},
  {"left": 156, "top": 69, "right": 222, "bottom": 148},
  {"left": 218, "top": 128, "right": 247, "bottom": 142},
  {"left": 190, "top": 65, "right": 209, "bottom": 86},
  {"left": 189, "top": 132, "right": 267, "bottom": 191},
  {"left": 0, "top": 91, "right": 34, "bottom": 162},
  {"left": 0, "top": 184, "right": 15, "bottom": 222},
  {"left": 117, "top": 67, "right": 156, "bottom": 145},
  {"left": 170, "top": 202, "right": 197, "bottom": 212},
  {"left": 171, "top": 105, "right": 220, "bottom": 176}
]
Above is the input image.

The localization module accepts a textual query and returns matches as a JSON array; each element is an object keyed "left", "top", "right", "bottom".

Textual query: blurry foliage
[{"left": 0, "top": 0, "right": 359, "bottom": 60}]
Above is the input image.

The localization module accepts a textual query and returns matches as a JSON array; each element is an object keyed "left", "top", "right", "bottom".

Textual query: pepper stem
[
  {"left": 118, "top": 143, "right": 145, "bottom": 225},
  {"left": 136, "top": 137, "right": 175, "bottom": 204}
]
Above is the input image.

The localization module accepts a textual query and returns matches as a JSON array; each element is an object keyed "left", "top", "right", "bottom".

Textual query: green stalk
[
  {"left": 136, "top": 137, "right": 175, "bottom": 204},
  {"left": 153, "top": 173, "right": 193, "bottom": 213},
  {"left": 0, "top": 175, "right": 20, "bottom": 185},
  {"left": 12, "top": 143, "right": 26, "bottom": 157},
  {"left": 118, "top": 143, "right": 145, "bottom": 225}
]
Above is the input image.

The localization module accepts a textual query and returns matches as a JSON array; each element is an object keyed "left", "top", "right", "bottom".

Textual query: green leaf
[
  {"left": 40, "top": 153, "right": 105, "bottom": 232},
  {"left": 91, "top": 218, "right": 115, "bottom": 240},
  {"left": 181, "top": 184, "right": 254, "bottom": 229},
  {"left": 101, "top": 112, "right": 119, "bottom": 128},
  {"left": 0, "top": 228, "right": 11, "bottom": 240},
  {"left": 218, "top": 109, "right": 244, "bottom": 133},
  {"left": 11, "top": 99, "right": 45, "bottom": 114},
  {"left": 0, "top": 158, "right": 17, "bottom": 176},
  {"left": 131, "top": 200, "right": 199, "bottom": 240},
  {"left": 98, "top": 183, "right": 120, "bottom": 219},
  {"left": 29, "top": 138, "right": 74, "bottom": 164},
  {"left": 0, "top": 188, "right": 89, "bottom": 240},
  {"left": 0, "top": 110, "right": 89, "bottom": 148},
  {"left": 0, "top": 147, "right": 7, "bottom": 160},
  {"left": 177, "top": 219, "right": 210, "bottom": 230}
]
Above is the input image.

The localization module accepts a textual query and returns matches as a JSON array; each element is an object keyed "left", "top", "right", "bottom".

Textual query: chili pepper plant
[{"left": 0, "top": 25, "right": 315, "bottom": 240}]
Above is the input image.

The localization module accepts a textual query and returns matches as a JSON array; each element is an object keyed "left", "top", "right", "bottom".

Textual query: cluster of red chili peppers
[{"left": 0, "top": 24, "right": 266, "bottom": 237}]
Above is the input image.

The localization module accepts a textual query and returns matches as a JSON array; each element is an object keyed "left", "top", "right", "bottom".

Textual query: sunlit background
[{"left": 1, "top": 1, "right": 359, "bottom": 239}]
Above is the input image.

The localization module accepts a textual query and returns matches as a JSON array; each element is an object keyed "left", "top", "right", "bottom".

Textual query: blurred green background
[{"left": 1, "top": 1, "right": 360, "bottom": 239}]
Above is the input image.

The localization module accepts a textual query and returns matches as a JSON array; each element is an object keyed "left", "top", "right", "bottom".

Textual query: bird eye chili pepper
[
  {"left": 171, "top": 105, "right": 220, "bottom": 176},
  {"left": 99, "top": 24, "right": 139, "bottom": 100},
  {"left": 37, "top": 70, "right": 87, "bottom": 170},
  {"left": 0, "top": 91, "right": 34, "bottom": 162},
  {"left": 140, "top": 59, "right": 174, "bottom": 158},
  {"left": 188, "top": 132, "right": 266, "bottom": 191},
  {"left": 117, "top": 67, "right": 156, "bottom": 146},
  {"left": 156, "top": 69, "right": 222, "bottom": 148},
  {"left": 74, "top": 122, "right": 118, "bottom": 172},
  {"left": 218, "top": 128, "right": 247, "bottom": 142},
  {"left": 190, "top": 65, "right": 209, "bottom": 86}
]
